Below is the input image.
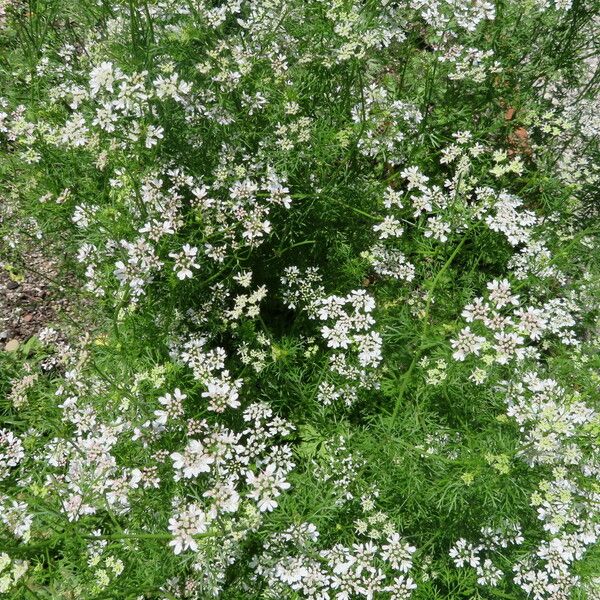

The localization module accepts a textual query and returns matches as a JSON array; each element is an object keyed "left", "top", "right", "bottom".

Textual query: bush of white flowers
[{"left": 0, "top": 0, "right": 599, "bottom": 598}]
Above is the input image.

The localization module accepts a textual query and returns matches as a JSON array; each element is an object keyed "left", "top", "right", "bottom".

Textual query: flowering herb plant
[{"left": 0, "top": 0, "right": 599, "bottom": 598}]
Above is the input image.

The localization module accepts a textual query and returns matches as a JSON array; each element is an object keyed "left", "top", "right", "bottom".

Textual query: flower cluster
[
  {"left": 0, "top": 0, "right": 598, "bottom": 598},
  {"left": 451, "top": 277, "right": 580, "bottom": 372},
  {"left": 0, "top": 553, "right": 28, "bottom": 594},
  {"left": 0, "top": 429, "right": 24, "bottom": 481},
  {"left": 253, "top": 498, "right": 418, "bottom": 600}
]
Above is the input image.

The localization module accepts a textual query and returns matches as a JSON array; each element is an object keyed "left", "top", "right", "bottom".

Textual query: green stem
[
  {"left": 388, "top": 351, "right": 419, "bottom": 431},
  {"left": 327, "top": 197, "right": 380, "bottom": 221},
  {"left": 387, "top": 235, "right": 468, "bottom": 431}
]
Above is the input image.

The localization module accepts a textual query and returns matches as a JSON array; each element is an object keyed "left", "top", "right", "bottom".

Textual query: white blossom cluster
[
  {"left": 0, "top": 428, "right": 24, "bottom": 481},
  {"left": 252, "top": 498, "right": 418, "bottom": 600},
  {"left": 365, "top": 132, "right": 543, "bottom": 296},
  {"left": 311, "top": 434, "right": 367, "bottom": 505},
  {"left": 451, "top": 278, "right": 580, "bottom": 368},
  {"left": 280, "top": 269, "right": 383, "bottom": 408},
  {"left": 351, "top": 85, "right": 422, "bottom": 165},
  {"left": 449, "top": 368, "right": 600, "bottom": 599},
  {"left": 440, "top": 45, "right": 502, "bottom": 83},
  {"left": 2, "top": 57, "right": 293, "bottom": 305},
  {"left": 0, "top": 553, "right": 29, "bottom": 595},
  {"left": 0, "top": 329, "right": 295, "bottom": 597},
  {"left": 504, "top": 372, "right": 597, "bottom": 470},
  {"left": 0, "top": 0, "right": 596, "bottom": 597}
]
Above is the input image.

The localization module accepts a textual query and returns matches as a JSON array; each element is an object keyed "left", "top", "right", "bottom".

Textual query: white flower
[
  {"left": 371, "top": 245, "right": 415, "bottom": 282},
  {"left": 476, "top": 558, "right": 503, "bottom": 586},
  {"left": 234, "top": 270, "right": 253, "bottom": 288},
  {"left": 169, "top": 244, "right": 200, "bottom": 280},
  {"left": 424, "top": 216, "right": 451, "bottom": 243},
  {"left": 449, "top": 538, "right": 481, "bottom": 568},
  {"left": 168, "top": 503, "right": 210, "bottom": 554},
  {"left": 373, "top": 215, "right": 404, "bottom": 239},
  {"left": 516, "top": 306, "right": 547, "bottom": 340},
  {"left": 493, "top": 331, "right": 524, "bottom": 364},
  {"left": 203, "top": 482, "right": 240, "bottom": 516},
  {"left": 154, "top": 388, "right": 186, "bottom": 425},
  {"left": 381, "top": 533, "right": 416, "bottom": 572},
  {"left": 451, "top": 326, "right": 486, "bottom": 361},
  {"left": 171, "top": 439, "right": 215, "bottom": 480},
  {"left": 202, "top": 373, "right": 242, "bottom": 412},
  {"left": 246, "top": 463, "right": 291, "bottom": 512},
  {"left": 154, "top": 72, "right": 192, "bottom": 102},
  {"left": 145, "top": 125, "right": 164, "bottom": 148},
  {"left": 89, "top": 62, "right": 116, "bottom": 96},
  {"left": 401, "top": 166, "right": 429, "bottom": 190},
  {"left": 0, "top": 429, "right": 25, "bottom": 481},
  {"left": 461, "top": 297, "right": 489, "bottom": 322},
  {"left": 383, "top": 187, "right": 404, "bottom": 209},
  {"left": 384, "top": 575, "right": 417, "bottom": 599},
  {"left": 487, "top": 279, "right": 519, "bottom": 308}
]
